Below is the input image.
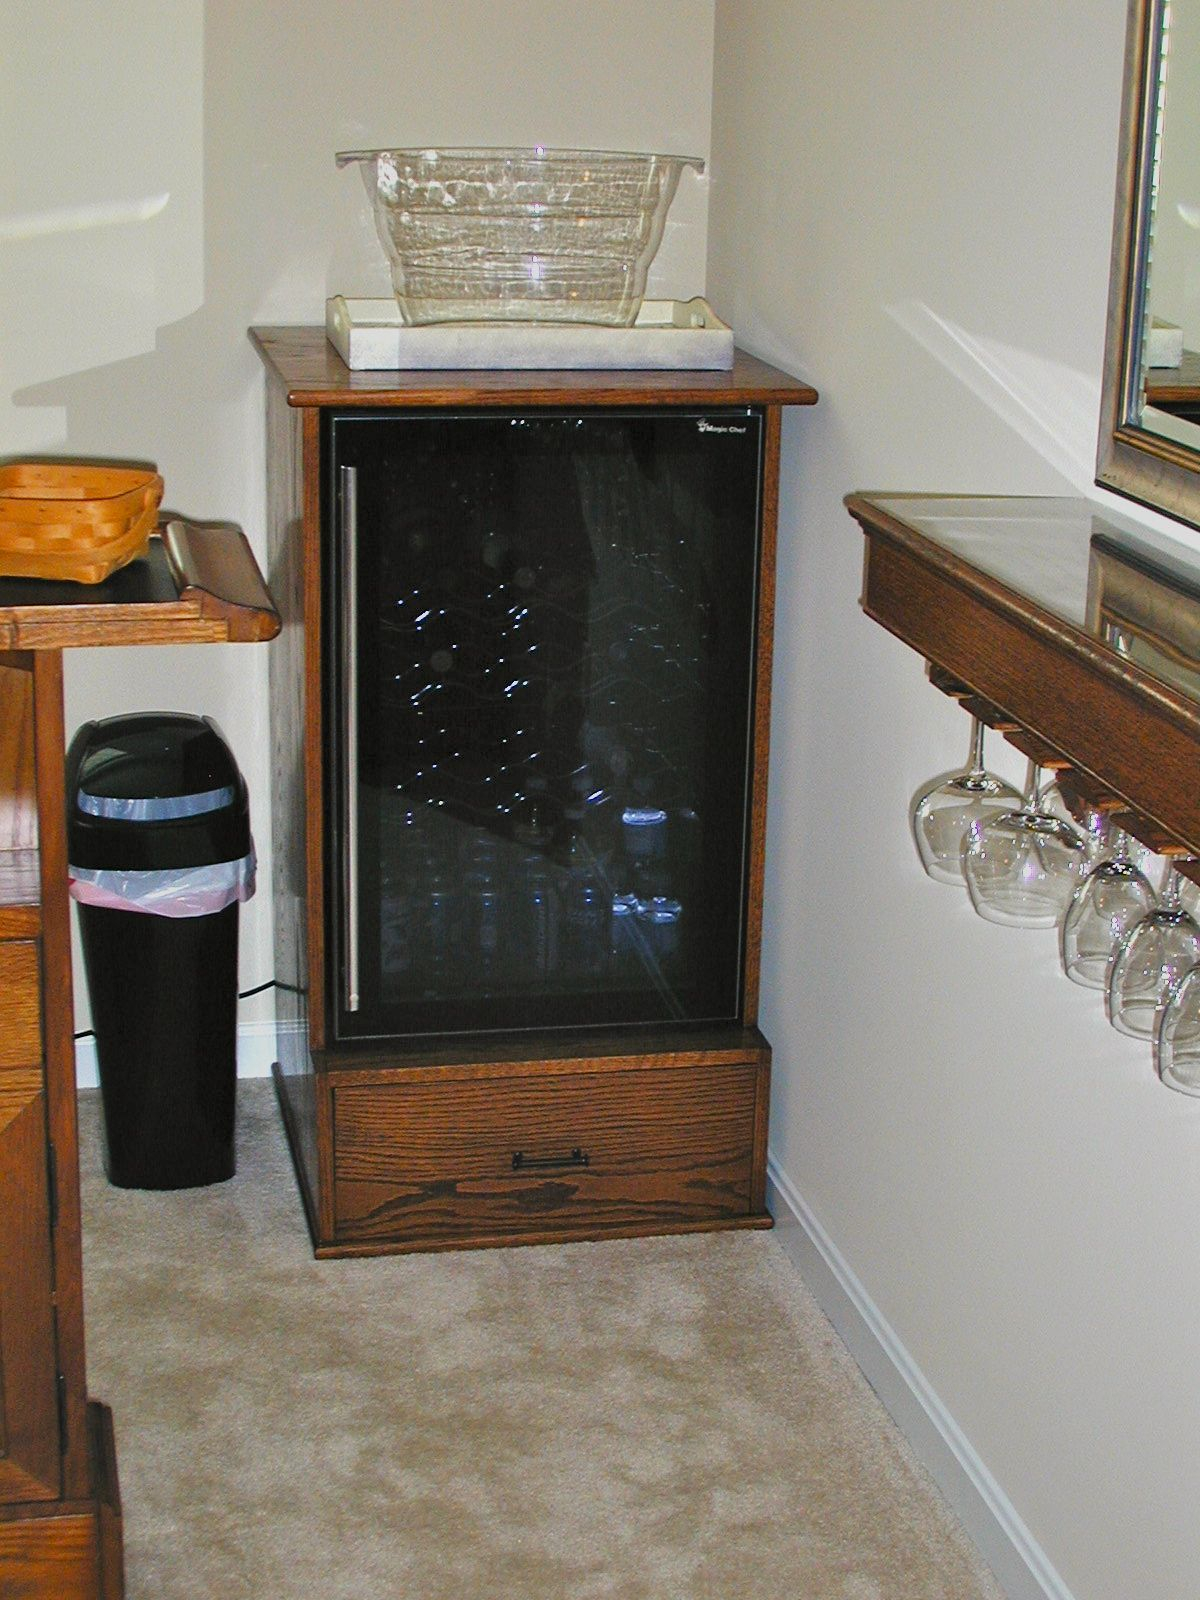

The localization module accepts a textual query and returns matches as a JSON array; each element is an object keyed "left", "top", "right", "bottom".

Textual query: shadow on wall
[
  {"left": 1, "top": 1, "right": 204, "bottom": 456},
  {"left": 885, "top": 301, "right": 1099, "bottom": 492}
]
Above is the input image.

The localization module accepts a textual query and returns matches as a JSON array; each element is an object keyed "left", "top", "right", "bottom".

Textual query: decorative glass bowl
[{"left": 336, "top": 146, "right": 703, "bottom": 327}]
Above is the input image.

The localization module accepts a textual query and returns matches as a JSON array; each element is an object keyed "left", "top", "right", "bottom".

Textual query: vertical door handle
[{"left": 340, "top": 463, "right": 361, "bottom": 1013}]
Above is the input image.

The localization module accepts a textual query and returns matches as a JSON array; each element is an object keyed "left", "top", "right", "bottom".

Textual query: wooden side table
[{"left": 0, "top": 522, "right": 277, "bottom": 1600}]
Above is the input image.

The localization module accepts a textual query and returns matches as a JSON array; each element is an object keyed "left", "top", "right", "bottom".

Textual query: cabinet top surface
[
  {"left": 846, "top": 491, "right": 1200, "bottom": 712},
  {"left": 249, "top": 325, "right": 818, "bottom": 408}
]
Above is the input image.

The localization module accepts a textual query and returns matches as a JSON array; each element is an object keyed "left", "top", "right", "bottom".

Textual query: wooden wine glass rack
[
  {"left": 845, "top": 492, "right": 1200, "bottom": 881},
  {"left": 923, "top": 662, "right": 1200, "bottom": 883}
]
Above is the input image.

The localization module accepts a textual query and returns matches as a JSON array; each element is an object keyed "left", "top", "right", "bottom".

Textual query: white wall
[
  {"left": 708, "top": 5, "right": 1200, "bottom": 1600},
  {"left": 5, "top": 0, "right": 716, "bottom": 1038}
]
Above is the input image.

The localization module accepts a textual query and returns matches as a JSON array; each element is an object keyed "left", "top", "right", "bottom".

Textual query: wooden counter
[{"left": 0, "top": 522, "right": 277, "bottom": 1600}]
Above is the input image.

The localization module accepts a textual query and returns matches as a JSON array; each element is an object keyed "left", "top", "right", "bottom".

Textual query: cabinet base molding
[
  {"left": 0, "top": 1402, "right": 123, "bottom": 1600},
  {"left": 273, "top": 1025, "right": 773, "bottom": 1257}
]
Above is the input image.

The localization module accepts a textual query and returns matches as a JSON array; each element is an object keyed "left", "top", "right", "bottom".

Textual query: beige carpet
[{"left": 79, "top": 1081, "right": 1004, "bottom": 1600}]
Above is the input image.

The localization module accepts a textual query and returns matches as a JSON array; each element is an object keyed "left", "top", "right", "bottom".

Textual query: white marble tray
[{"left": 325, "top": 296, "right": 735, "bottom": 371}]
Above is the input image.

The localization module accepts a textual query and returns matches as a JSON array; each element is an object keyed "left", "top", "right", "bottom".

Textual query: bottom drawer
[{"left": 331, "top": 1058, "right": 767, "bottom": 1249}]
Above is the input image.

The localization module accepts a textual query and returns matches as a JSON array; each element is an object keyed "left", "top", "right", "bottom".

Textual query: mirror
[{"left": 1098, "top": 0, "right": 1200, "bottom": 527}]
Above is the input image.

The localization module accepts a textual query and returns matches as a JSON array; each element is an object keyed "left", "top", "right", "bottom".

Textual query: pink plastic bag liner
[{"left": 68, "top": 849, "right": 256, "bottom": 919}]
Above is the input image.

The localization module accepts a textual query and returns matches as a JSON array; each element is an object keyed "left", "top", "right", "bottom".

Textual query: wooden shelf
[
  {"left": 1145, "top": 349, "right": 1200, "bottom": 409},
  {"left": 249, "top": 325, "right": 819, "bottom": 410},
  {"left": 0, "top": 522, "right": 280, "bottom": 651},
  {"left": 846, "top": 492, "right": 1200, "bottom": 865}
]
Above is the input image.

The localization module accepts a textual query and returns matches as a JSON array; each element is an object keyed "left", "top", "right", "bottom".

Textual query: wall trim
[
  {"left": 766, "top": 1155, "right": 1076, "bottom": 1600},
  {"left": 75, "top": 1019, "right": 278, "bottom": 1089}
]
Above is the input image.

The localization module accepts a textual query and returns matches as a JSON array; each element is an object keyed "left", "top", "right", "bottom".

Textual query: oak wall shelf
[{"left": 846, "top": 492, "right": 1200, "bottom": 876}]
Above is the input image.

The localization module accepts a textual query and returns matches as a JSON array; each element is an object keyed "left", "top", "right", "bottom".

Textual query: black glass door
[{"left": 326, "top": 407, "right": 763, "bottom": 1041}]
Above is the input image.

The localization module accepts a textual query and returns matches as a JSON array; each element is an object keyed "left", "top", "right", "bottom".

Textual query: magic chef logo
[{"left": 697, "top": 419, "right": 748, "bottom": 434}]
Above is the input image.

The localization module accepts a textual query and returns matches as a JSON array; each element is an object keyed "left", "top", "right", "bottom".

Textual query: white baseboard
[
  {"left": 74, "top": 1020, "right": 277, "bottom": 1089},
  {"left": 767, "top": 1157, "right": 1076, "bottom": 1600}
]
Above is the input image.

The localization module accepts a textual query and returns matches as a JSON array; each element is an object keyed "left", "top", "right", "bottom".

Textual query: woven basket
[{"left": 0, "top": 464, "right": 164, "bottom": 584}]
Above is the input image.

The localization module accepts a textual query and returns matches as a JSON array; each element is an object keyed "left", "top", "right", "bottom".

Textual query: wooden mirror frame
[{"left": 1096, "top": 0, "right": 1200, "bottom": 528}]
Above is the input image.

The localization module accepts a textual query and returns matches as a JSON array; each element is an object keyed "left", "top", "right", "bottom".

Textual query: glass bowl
[{"left": 336, "top": 146, "right": 703, "bottom": 327}]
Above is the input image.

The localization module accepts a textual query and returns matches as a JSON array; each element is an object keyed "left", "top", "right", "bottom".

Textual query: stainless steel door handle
[{"left": 340, "top": 463, "right": 361, "bottom": 1013}]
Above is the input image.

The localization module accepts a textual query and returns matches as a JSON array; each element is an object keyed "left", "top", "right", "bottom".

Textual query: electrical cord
[{"left": 73, "top": 978, "right": 278, "bottom": 1041}]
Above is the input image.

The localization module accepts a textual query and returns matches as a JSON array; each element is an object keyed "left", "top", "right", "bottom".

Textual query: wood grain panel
[
  {"left": 32, "top": 651, "right": 90, "bottom": 1499},
  {"left": 0, "top": 1511, "right": 98, "bottom": 1599},
  {"left": 264, "top": 378, "right": 321, "bottom": 1215},
  {"left": 0, "top": 1076, "right": 59, "bottom": 1502},
  {"left": 87, "top": 1403, "right": 123, "bottom": 1600},
  {"left": 0, "top": 942, "right": 42, "bottom": 1069},
  {"left": 742, "top": 405, "right": 781, "bottom": 1025},
  {"left": 300, "top": 407, "right": 327, "bottom": 1057},
  {"left": 319, "top": 1023, "right": 771, "bottom": 1084},
  {"left": 318, "top": 1214, "right": 774, "bottom": 1259},
  {"left": 0, "top": 656, "right": 36, "bottom": 857},
  {"left": 333, "top": 1060, "right": 761, "bottom": 1247}
]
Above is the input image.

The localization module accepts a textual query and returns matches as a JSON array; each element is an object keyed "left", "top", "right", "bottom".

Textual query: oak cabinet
[{"left": 253, "top": 328, "right": 817, "bottom": 1256}]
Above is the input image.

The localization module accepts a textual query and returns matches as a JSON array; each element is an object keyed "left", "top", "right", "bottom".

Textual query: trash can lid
[{"left": 73, "top": 714, "right": 243, "bottom": 808}]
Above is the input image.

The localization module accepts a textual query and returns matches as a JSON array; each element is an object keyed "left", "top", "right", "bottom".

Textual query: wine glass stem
[
  {"left": 1163, "top": 867, "right": 1183, "bottom": 914},
  {"left": 966, "top": 716, "right": 986, "bottom": 777},
  {"left": 1023, "top": 760, "right": 1043, "bottom": 808}
]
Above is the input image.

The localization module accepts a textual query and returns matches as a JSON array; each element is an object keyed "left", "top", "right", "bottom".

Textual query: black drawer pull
[{"left": 511, "top": 1147, "right": 590, "bottom": 1172}]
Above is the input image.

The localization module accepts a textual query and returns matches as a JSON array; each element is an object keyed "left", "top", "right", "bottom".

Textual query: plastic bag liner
[
  {"left": 76, "top": 784, "right": 236, "bottom": 822},
  {"left": 68, "top": 849, "right": 256, "bottom": 919}
]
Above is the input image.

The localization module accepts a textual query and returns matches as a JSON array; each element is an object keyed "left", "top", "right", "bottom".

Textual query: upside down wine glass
[
  {"left": 962, "top": 760, "right": 1088, "bottom": 927},
  {"left": 1156, "top": 959, "right": 1200, "bottom": 1096},
  {"left": 909, "top": 717, "right": 1021, "bottom": 885},
  {"left": 1060, "top": 820, "right": 1157, "bottom": 989},
  {"left": 1107, "top": 866, "right": 1200, "bottom": 1038}
]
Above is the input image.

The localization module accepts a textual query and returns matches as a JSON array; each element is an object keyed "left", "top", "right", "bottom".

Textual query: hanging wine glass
[
  {"left": 1036, "top": 778, "right": 1108, "bottom": 865},
  {"left": 1107, "top": 865, "right": 1200, "bottom": 1038},
  {"left": 909, "top": 717, "right": 1021, "bottom": 886},
  {"left": 962, "top": 759, "right": 1088, "bottom": 927},
  {"left": 1155, "top": 962, "right": 1200, "bottom": 1096},
  {"left": 1060, "top": 821, "right": 1157, "bottom": 989}
]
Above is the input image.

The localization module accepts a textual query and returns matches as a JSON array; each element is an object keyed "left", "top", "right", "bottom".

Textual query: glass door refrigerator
[{"left": 326, "top": 407, "right": 764, "bottom": 1045}]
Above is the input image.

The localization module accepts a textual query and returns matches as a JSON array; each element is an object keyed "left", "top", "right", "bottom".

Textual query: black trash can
[{"left": 67, "top": 713, "right": 253, "bottom": 1189}]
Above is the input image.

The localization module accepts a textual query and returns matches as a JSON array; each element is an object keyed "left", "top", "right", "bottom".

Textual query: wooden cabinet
[
  {"left": 252, "top": 328, "right": 816, "bottom": 1257},
  {"left": 0, "top": 647, "right": 114, "bottom": 1597},
  {"left": 0, "top": 528, "right": 277, "bottom": 1600}
]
